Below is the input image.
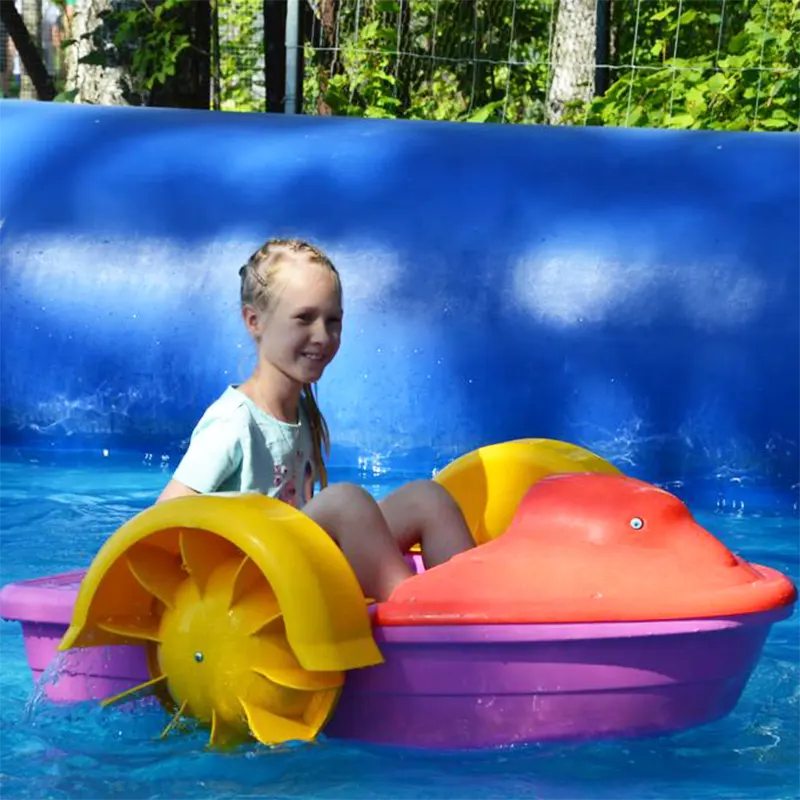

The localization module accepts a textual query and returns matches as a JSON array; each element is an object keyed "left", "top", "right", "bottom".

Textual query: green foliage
[
  {"left": 303, "top": 0, "right": 553, "bottom": 123},
  {"left": 217, "top": 0, "right": 265, "bottom": 112},
  {"left": 64, "top": 0, "right": 797, "bottom": 131},
  {"left": 54, "top": 88, "right": 80, "bottom": 102},
  {"left": 75, "top": 0, "right": 194, "bottom": 99},
  {"left": 571, "top": 0, "right": 799, "bottom": 131},
  {"left": 305, "top": 0, "right": 797, "bottom": 130},
  {"left": 72, "top": 0, "right": 264, "bottom": 111}
]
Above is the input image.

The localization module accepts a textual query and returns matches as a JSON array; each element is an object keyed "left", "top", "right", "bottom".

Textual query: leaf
[
  {"left": 651, "top": 6, "right": 676, "bottom": 22},
  {"left": 78, "top": 51, "right": 107, "bottom": 67},
  {"left": 679, "top": 9, "right": 697, "bottom": 25},
  {"left": 726, "top": 116, "right": 751, "bottom": 131},
  {"left": 627, "top": 105, "right": 645, "bottom": 126},
  {"left": 467, "top": 100, "right": 503, "bottom": 123},
  {"left": 686, "top": 87, "right": 707, "bottom": 111},
  {"left": 760, "top": 117, "right": 790, "bottom": 129},
  {"left": 706, "top": 73, "right": 727, "bottom": 93},
  {"left": 728, "top": 32, "right": 749, "bottom": 54},
  {"left": 667, "top": 113, "right": 695, "bottom": 128},
  {"left": 53, "top": 89, "right": 79, "bottom": 103}
]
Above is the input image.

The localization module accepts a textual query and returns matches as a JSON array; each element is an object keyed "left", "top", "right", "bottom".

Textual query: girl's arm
[
  {"left": 156, "top": 478, "right": 199, "bottom": 504},
  {"left": 157, "top": 415, "right": 243, "bottom": 503}
]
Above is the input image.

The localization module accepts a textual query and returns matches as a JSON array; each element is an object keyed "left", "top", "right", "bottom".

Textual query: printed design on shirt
[
  {"left": 273, "top": 464, "right": 297, "bottom": 507},
  {"left": 273, "top": 449, "right": 312, "bottom": 508}
]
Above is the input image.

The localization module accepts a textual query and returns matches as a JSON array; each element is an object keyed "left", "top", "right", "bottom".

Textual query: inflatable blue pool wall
[{"left": 1, "top": 102, "right": 797, "bottom": 510}]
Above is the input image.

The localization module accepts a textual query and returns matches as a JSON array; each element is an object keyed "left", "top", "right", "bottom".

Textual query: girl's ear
[{"left": 241, "top": 304, "right": 262, "bottom": 339}]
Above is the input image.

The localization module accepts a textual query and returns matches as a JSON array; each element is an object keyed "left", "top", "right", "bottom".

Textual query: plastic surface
[
  {"left": 1, "top": 573, "right": 152, "bottom": 704},
  {"left": 0, "top": 570, "right": 86, "bottom": 625},
  {"left": 434, "top": 438, "right": 622, "bottom": 544},
  {"left": 381, "top": 473, "right": 798, "bottom": 625},
  {"left": 1, "top": 103, "right": 798, "bottom": 506},
  {"left": 0, "top": 439, "right": 795, "bottom": 747},
  {"left": 57, "top": 493, "right": 381, "bottom": 746},
  {"left": 60, "top": 493, "right": 380, "bottom": 669},
  {"left": 326, "top": 609, "right": 793, "bottom": 748},
  {"left": 2, "top": 583, "right": 791, "bottom": 747}
]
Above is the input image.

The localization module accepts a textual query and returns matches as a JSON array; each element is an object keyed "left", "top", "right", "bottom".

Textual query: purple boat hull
[
  {"left": 1, "top": 571, "right": 792, "bottom": 749},
  {"left": 327, "top": 615, "right": 784, "bottom": 748}
]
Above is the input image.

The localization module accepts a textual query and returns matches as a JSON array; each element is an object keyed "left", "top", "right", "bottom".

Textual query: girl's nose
[{"left": 311, "top": 319, "right": 331, "bottom": 344}]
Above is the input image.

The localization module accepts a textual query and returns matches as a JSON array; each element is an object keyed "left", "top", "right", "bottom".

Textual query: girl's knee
[
  {"left": 307, "top": 482, "right": 381, "bottom": 529},
  {"left": 395, "top": 479, "right": 460, "bottom": 514},
  {"left": 318, "top": 481, "right": 374, "bottom": 506}
]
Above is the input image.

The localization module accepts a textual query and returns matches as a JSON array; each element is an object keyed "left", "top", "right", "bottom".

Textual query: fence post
[
  {"left": 264, "top": 0, "right": 286, "bottom": 112},
  {"left": 284, "top": 0, "right": 299, "bottom": 113},
  {"left": 595, "top": 0, "right": 611, "bottom": 96}
]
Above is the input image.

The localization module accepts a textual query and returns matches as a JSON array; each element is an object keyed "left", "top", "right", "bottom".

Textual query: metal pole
[
  {"left": 284, "top": 0, "right": 299, "bottom": 114},
  {"left": 595, "top": 0, "right": 611, "bottom": 96}
]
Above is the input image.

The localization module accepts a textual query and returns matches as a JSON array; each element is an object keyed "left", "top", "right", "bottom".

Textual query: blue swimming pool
[{"left": 1, "top": 447, "right": 797, "bottom": 800}]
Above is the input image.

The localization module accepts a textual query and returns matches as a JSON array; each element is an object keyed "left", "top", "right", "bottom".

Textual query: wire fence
[
  {"left": 230, "top": 0, "right": 799, "bottom": 130},
  {"left": 3, "top": 0, "right": 798, "bottom": 130}
]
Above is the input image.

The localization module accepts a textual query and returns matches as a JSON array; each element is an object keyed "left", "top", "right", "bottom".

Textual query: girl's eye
[{"left": 296, "top": 314, "right": 314, "bottom": 324}]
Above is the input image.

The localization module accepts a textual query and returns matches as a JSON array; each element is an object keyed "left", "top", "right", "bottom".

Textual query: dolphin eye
[{"left": 629, "top": 517, "right": 644, "bottom": 530}]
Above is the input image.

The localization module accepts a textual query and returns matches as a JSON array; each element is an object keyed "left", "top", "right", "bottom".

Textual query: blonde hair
[{"left": 238, "top": 238, "right": 342, "bottom": 488}]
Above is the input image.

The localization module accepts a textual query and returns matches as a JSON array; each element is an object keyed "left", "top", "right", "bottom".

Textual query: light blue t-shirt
[{"left": 173, "top": 386, "right": 317, "bottom": 509}]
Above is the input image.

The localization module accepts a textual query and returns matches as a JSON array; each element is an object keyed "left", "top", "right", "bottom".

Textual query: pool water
[{"left": 1, "top": 447, "right": 798, "bottom": 800}]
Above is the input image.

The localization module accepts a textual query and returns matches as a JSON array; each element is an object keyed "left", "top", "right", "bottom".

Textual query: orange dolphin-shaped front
[{"left": 377, "top": 473, "right": 797, "bottom": 626}]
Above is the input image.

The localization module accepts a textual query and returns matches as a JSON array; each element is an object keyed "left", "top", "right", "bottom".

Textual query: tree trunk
[
  {"left": 20, "top": 0, "right": 41, "bottom": 99},
  {"left": 312, "top": 0, "right": 338, "bottom": 115},
  {"left": 65, "top": 0, "right": 132, "bottom": 105},
  {"left": 0, "top": 0, "right": 55, "bottom": 99},
  {"left": 546, "top": 0, "right": 597, "bottom": 124},
  {"left": 65, "top": 0, "right": 209, "bottom": 109}
]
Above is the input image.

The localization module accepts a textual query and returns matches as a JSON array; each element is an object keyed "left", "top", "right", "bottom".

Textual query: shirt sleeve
[{"left": 172, "top": 416, "right": 243, "bottom": 493}]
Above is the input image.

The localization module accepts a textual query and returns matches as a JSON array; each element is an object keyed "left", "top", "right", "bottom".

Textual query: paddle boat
[{"left": 1, "top": 439, "right": 796, "bottom": 750}]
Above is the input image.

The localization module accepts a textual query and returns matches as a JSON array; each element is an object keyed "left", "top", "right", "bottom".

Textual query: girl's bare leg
[
  {"left": 303, "top": 483, "right": 413, "bottom": 601},
  {"left": 378, "top": 480, "right": 475, "bottom": 569}
]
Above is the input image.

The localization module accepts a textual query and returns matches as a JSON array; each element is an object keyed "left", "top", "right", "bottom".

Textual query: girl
[{"left": 158, "top": 238, "right": 474, "bottom": 601}]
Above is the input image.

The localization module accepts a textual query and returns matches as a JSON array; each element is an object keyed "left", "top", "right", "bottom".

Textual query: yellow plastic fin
[
  {"left": 126, "top": 545, "right": 185, "bottom": 610},
  {"left": 252, "top": 665, "right": 342, "bottom": 693},
  {"left": 253, "top": 623, "right": 343, "bottom": 691},
  {"left": 233, "top": 585, "right": 282, "bottom": 636},
  {"left": 96, "top": 615, "right": 162, "bottom": 643},
  {"left": 159, "top": 699, "right": 188, "bottom": 739},
  {"left": 434, "top": 438, "right": 622, "bottom": 544},
  {"left": 240, "top": 699, "right": 315, "bottom": 744},
  {"left": 229, "top": 556, "right": 263, "bottom": 610},
  {"left": 61, "top": 494, "right": 382, "bottom": 678},
  {"left": 209, "top": 709, "right": 248, "bottom": 749},
  {"left": 101, "top": 674, "right": 168, "bottom": 708},
  {"left": 179, "top": 530, "right": 238, "bottom": 596}
]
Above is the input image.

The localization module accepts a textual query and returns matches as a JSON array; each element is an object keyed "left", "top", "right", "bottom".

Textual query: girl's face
[{"left": 247, "top": 258, "right": 343, "bottom": 387}]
